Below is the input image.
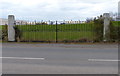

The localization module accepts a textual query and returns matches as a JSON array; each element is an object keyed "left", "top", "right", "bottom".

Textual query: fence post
[
  {"left": 8, "top": 15, "right": 15, "bottom": 41},
  {"left": 56, "top": 21, "right": 58, "bottom": 43}
]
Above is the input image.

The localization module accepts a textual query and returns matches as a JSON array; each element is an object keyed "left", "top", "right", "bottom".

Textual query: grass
[
  {"left": 21, "top": 31, "right": 96, "bottom": 41},
  {"left": 112, "top": 21, "right": 120, "bottom": 27},
  {"left": 22, "top": 32, "right": 56, "bottom": 41},
  {"left": 0, "top": 26, "right": 2, "bottom": 29},
  {"left": 16, "top": 23, "right": 95, "bottom": 32}
]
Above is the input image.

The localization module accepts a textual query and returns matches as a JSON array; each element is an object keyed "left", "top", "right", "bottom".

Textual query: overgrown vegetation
[
  {"left": 110, "top": 21, "right": 120, "bottom": 42},
  {"left": 2, "top": 25, "right": 8, "bottom": 41},
  {"left": 93, "top": 15, "right": 104, "bottom": 42},
  {"left": 13, "top": 26, "right": 22, "bottom": 42}
]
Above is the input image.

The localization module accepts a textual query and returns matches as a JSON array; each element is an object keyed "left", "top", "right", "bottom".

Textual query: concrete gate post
[
  {"left": 103, "top": 13, "right": 111, "bottom": 42},
  {"left": 8, "top": 15, "right": 15, "bottom": 41}
]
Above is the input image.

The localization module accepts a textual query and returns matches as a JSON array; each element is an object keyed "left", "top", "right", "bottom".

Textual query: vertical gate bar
[
  {"left": 56, "top": 21, "right": 58, "bottom": 43},
  {"left": 28, "top": 22, "right": 29, "bottom": 42},
  {"left": 69, "top": 20, "right": 73, "bottom": 42}
]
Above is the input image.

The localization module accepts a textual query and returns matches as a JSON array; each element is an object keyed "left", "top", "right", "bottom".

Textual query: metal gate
[{"left": 15, "top": 21, "right": 96, "bottom": 43}]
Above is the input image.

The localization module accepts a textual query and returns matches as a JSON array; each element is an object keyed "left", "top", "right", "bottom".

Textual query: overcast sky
[{"left": 0, "top": 0, "right": 119, "bottom": 21}]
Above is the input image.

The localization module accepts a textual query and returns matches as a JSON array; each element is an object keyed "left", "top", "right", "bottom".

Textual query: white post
[
  {"left": 8, "top": 15, "right": 15, "bottom": 41},
  {"left": 103, "top": 13, "right": 110, "bottom": 42}
]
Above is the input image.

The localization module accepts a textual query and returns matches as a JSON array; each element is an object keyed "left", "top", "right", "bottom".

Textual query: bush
[
  {"left": 94, "top": 17, "right": 104, "bottom": 41},
  {"left": 2, "top": 25, "right": 8, "bottom": 41},
  {"left": 110, "top": 22, "right": 120, "bottom": 42},
  {"left": 14, "top": 26, "right": 22, "bottom": 42}
]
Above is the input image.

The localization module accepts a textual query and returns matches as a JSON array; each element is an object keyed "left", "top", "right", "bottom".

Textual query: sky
[{"left": 0, "top": 0, "right": 119, "bottom": 21}]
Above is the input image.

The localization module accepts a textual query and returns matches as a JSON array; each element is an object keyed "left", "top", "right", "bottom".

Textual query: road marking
[
  {"left": 0, "top": 57, "right": 45, "bottom": 60},
  {"left": 88, "top": 59, "right": 119, "bottom": 62}
]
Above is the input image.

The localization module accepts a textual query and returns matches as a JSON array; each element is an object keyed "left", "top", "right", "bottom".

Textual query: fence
[
  {"left": 1, "top": 20, "right": 120, "bottom": 43},
  {"left": 15, "top": 21, "right": 97, "bottom": 43}
]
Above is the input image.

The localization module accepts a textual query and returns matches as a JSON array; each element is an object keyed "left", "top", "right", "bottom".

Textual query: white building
[
  {"left": 0, "top": 18, "right": 29, "bottom": 25},
  {"left": 0, "top": 18, "right": 8, "bottom": 25}
]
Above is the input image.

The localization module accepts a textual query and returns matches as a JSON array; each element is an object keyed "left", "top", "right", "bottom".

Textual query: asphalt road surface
[{"left": 2, "top": 43, "right": 118, "bottom": 74}]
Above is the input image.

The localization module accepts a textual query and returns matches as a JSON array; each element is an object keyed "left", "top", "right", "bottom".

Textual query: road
[{"left": 2, "top": 43, "right": 118, "bottom": 74}]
